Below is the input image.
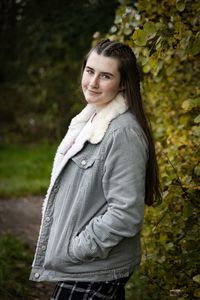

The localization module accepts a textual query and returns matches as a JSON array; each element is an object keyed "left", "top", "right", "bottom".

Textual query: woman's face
[{"left": 81, "top": 51, "right": 122, "bottom": 108}]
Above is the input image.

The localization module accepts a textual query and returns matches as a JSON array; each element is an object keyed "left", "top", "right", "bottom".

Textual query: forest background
[{"left": 0, "top": 0, "right": 199, "bottom": 299}]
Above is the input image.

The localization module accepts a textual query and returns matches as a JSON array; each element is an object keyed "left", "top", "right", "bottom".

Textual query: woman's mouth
[{"left": 88, "top": 89, "right": 101, "bottom": 95}]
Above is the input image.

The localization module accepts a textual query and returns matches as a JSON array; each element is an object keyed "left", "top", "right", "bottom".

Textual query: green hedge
[{"left": 95, "top": 0, "right": 200, "bottom": 298}]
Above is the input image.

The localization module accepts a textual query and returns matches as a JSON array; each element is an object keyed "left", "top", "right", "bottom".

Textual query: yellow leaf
[
  {"left": 193, "top": 274, "right": 200, "bottom": 284},
  {"left": 194, "top": 289, "right": 200, "bottom": 298}
]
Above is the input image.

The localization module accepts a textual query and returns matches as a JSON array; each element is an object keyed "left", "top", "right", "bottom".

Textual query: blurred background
[{"left": 0, "top": 0, "right": 199, "bottom": 299}]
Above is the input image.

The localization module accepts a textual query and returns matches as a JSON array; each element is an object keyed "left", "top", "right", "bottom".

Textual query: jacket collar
[
  {"left": 69, "top": 93, "right": 128, "bottom": 144},
  {"left": 57, "top": 93, "right": 128, "bottom": 156}
]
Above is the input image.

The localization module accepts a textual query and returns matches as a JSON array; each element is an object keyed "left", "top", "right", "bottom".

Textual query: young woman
[{"left": 30, "top": 39, "right": 161, "bottom": 299}]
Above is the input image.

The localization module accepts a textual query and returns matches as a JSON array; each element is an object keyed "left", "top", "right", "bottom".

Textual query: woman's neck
[{"left": 94, "top": 102, "right": 109, "bottom": 114}]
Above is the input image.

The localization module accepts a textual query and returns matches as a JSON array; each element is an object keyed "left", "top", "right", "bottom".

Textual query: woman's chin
[{"left": 85, "top": 98, "right": 99, "bottom": 104}]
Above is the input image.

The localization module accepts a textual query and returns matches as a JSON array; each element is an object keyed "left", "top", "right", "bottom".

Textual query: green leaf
[
  {"left": 180, "top": 31, "right": 193, "bottom": 49},
  {"left": 144, "top": 22, "right": 157, "bottom": 40},
  {"left": 182, "top": 98, "right": 200, "bottom": 111},
  {"left": 194, "top": 115, "right": 200, "bottom": 124},
  {"left": 183, "top": 201, "right": 193, "bottom": 218},
  {"left": 190, "top": 35, "right": 200, "bottom": 56},
  {"left": 132, "top": 29, "right": 148, "bottom": 46},
  {"left": 140, "top": 56, "right": 149, "bottom": 66},
  {"left": 192, "top": 125, "right": 200, "bottom": 136},
  {"left": 124, "top": 26, "right": 132, "bottom": 36},
  {"left": 143, "top": 63, "right": 151, "bottom": 73},
  {"left": 194, "top": 166, "right": 200, "bottom": 176},
  {"left": 148, "top": 56, "right": 158, "bottom": 70},
  {"left": 176, "top": 0, "right": 186, "bottom": 12}
]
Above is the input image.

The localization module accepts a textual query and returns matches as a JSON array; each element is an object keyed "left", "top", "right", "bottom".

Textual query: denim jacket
[{"left": 30, "top": 94, "right": 148, "bottom": 282}]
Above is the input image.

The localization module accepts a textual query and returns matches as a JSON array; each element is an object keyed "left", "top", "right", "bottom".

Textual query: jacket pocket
[
  {"left": 71, "top": 156, "right": 95, "bottom": 169},
  {"left": 67, "top": 234, "right": 96, "bottom": 264},
  {"left": 71, "top": 156, "right": 96, "bottom": 188}
]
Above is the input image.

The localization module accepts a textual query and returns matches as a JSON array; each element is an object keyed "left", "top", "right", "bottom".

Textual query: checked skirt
[{"left": 50, "top": 276, "right": 130, "bottom": 300}]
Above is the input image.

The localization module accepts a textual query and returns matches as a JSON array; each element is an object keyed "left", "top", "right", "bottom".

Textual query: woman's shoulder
[
  {"left": 101, "top": 109, "right": 148, "bottom": 159},
  {"left": 108, "top": 109, "right": 142, "bottom": 134},
  {"left": 104, "top": 109, "right": 148, "bottom": 151}
]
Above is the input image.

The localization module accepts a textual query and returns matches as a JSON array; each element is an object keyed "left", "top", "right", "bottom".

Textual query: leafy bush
[{"left": 94, "top": 0, "right": 200, "bottom": 298}]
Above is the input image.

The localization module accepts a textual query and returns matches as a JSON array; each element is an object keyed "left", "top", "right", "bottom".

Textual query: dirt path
[
  {"left": 0, "top": 196, "right": 54, "bottom": 299},
  {"left": 0, "top": 196, "right": 43, "bottom": 250}
]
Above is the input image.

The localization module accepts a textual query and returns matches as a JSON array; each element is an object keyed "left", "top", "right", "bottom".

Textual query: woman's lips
[{"left": 88, "top": 89, "right": 101, "bottom": 95}]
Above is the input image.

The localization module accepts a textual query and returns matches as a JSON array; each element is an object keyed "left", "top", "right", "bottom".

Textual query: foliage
[
  {"left": 0, "top": 234, "right": 33, "bottom": 300},
  {"left": 93, "top": 0, "right": 200, "bottom": 298},
  {"left": 0, "top": 143, "right": 56, "bottom": 197},
  {"left": 0, "top": 0, "right": 118, "bottom": 144}
]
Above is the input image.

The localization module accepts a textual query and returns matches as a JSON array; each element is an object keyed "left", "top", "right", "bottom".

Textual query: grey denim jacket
[{"left": 30, "top": 95, "right": 148, "bottom": 283}]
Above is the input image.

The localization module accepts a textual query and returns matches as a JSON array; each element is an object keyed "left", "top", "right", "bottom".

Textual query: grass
[
  {"left": 0, "top": 234, "right": 34, "bottom": 300},
  {"left": 0, "top": 142, "right": 57, "bottom": 197},
  {"left": 0, "top": 143, "right": 56, "bottom": 299}
]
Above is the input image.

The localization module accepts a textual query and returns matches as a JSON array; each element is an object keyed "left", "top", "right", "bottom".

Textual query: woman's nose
[{"left": 89, "top": 75, "right": 99, "bottom": 88}]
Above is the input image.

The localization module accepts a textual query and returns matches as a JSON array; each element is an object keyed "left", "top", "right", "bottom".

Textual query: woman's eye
[
  {"left": 86, "top": 69, "right": 93, "bottom": 75},
  {"left": 101, "top": 74, "right": 110, "bottom": 79}
]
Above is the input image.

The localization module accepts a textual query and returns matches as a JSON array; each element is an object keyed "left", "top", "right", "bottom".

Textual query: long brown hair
[{"left": 82, "top": 39, "right": 161, "bottom": 206}]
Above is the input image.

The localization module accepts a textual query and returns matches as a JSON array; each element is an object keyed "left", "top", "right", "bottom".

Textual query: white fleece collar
[
  {"left": 86, "top": 93, "right": 128, "bottom": 144},
  {"left": 58, "top": 93, "right": 128, "bottom": 156}
]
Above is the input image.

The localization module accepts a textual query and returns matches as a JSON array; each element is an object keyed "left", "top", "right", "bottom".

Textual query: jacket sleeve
[{"left": 69, "top": 127, "right": 148, "bottom": 263}]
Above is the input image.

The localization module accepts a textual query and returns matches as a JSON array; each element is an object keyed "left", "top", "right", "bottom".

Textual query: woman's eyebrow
[
  {"left": 85, "top": 66, "right": 93, "bottom": 70},
  {"left": 85, "top": 66, "right": 114, "bottom": 77}
]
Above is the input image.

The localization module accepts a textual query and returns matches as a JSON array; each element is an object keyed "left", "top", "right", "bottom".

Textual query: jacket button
[
  {"left": 81, "top": 159, "right": 86, "bottom": 166},
  {"left": 41, "top": 245, "right": 46, "bottom": 250},
  {"left": 54, "top": 187, "right": 59, "bottom": 193},
  {"left": 45, "top": 216, "right": 50, "bottom": 222},
  {"left": 34, "top": 272, "right": 40, "bottom": 279}
]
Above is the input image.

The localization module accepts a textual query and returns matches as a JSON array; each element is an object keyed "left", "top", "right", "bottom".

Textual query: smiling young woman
[
  {"left": 81, "top": 51, "right": 122, "bottom": 109},
  {"left": 30, "top": 39, "right": 161, "bottom": 300}
]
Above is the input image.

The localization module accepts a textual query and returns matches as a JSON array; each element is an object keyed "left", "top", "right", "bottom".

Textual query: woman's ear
[
  {"left": 119, "top": 86, "right": 125, "bottom": 92},
  {"left": 119, "top": 80, "right": 125, "bottom": 92}
]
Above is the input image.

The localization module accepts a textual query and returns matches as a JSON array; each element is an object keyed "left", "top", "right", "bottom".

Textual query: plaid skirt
[{"left": 50, "top": 276, "right": 130, "bottom": 300}]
